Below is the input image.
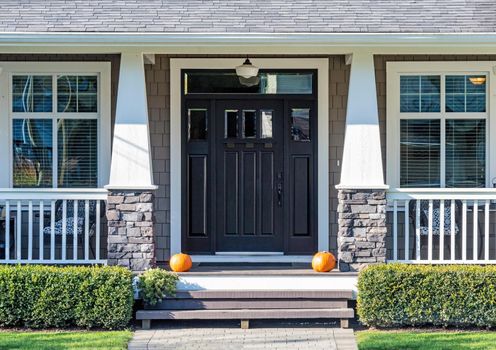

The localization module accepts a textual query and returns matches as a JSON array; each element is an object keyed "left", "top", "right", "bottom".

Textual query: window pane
[
  {"left": 185, "top": 72, "right": 313, "bottom": 94},
  {"left": 400, "top": 119, "right": 440, "bottom": 187},
  {"left": 12, "top": 119, "right": 52, "bottom": 187},
  {"left": 225, "top": 110, "right": 238, "bottom": 138},
  {"left": 188, "top": 109, "right": 207, "bottom": 140},
  {"left": 242, "top": 110, "right": 257, "bottom": 138},
  {"left": 261, "top": 110, "right": 273, "bottom": 138},
  {"left": 400, "top": 75, "right": 440, "bottom": 112},
  {"left": 57, "top": 75, "right": 98, "bottom": 113},
  {"left": 446, "top": 75, "right": 486, "bottom": 113},
  {"left": 446, "top": 119, "right": 485, "bottom": 188},
  {"left": 12, "top": 75, "right": 52, "bottom": 113},
  {"left": 291, "top": 108, "right": 310, "bottom": 141},
  {"left": 57, "top": 119, "right": 98, "bottom": 188}
]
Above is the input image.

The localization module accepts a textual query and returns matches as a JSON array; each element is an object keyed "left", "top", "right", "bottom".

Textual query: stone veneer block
[
  {"left": 107, "top": 191, "right": 156, "bottom": 273},
  {"left": 337, "top": 189, "right": 387, "bottom": 272}
]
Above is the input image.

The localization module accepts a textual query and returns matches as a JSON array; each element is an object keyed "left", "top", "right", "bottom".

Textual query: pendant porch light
[{"left": 236, "top": 58, "right": 259, "bottom": 79}]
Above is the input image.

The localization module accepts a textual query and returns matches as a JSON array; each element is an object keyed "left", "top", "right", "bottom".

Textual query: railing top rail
[
  {"left": 0, "top": 188, "right": 108, "bottom": 201},
  {"left": 387, "top": 188, "right": 496, "bottom": 200}
]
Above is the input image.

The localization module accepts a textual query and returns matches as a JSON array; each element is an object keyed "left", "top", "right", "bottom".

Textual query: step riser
[
  {"left": 146, "top": 299, "right": 349, "bottom": 310},
  {"left": 172, "top": 290, "right": 354, "bottom": 299}
]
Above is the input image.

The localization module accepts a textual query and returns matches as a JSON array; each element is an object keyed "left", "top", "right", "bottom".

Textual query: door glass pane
[
  {"left": 57, "top": 119, "right": 98, "bottom": 188},
  {"left": 225, "top": 110, "right": 238, "bottom": 138},
  {"left": 400, "top": 119, "right": 441, "bottom": 187},
  {"left": 446, "top": 119, "right": 485, "bottom": 187},
  {"left": 188, "top": 109, "right": 207, "bottom": 140},
  {"left": 12, "top": 75, "right": 53, "bottom": 113},
  {"left": 12, "top": 119, "right": 53, "bottom": 187},
  {"left": 446, "top": 75, "right": 486, "bottom": 113},
  {"left": 400, "top": 75, "right": 440, "bottom": 113},
  {"left": 291, "top": 108, "right": 310, "bottom": 141},
  {"left": 261, "top": 110, "right": 273, "bottom": 138},
  {"left": 243, "top": 110, "right": 257, "bottom": 138}
]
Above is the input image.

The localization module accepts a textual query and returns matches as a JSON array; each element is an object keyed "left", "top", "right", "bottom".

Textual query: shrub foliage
[
  {"left": 0, "top": 265, "right": 133, "bottom": 329},
  {"left": 138, "top": 268, "right": 178, "bottom": 305},
  {"left": 357, "top": 264, "right": 496, "bottom": 328}
]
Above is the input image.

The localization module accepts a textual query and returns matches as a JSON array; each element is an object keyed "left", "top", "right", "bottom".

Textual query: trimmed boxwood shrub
[
  {"left": 0, "top": 265, "right": 133, "bottom": 329},
  {"left": 138, "top": 268, "right": 178, "bottom": 306},
  {"left": 358, "top": 264, "right": 496, "bottom": 328}
]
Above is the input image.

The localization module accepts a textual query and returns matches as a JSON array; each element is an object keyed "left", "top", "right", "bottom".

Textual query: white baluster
[
  {"left": 73, "top": 200, "right": 78, "bottom": 260},
  {"left": 5, "top": 201, "right": 10, "bottom": 261},
  {"left": 96, "top": 200, "right": 101, "bottom": 261},
  {"left": 404, "top": 200, "right": 410, "bottom": 261},
  {"left": 39, "top": 201, "right": 44, "bottom": 260},
  {"left": 84, "top": 200, "right": 89, "bottom": 261},
  {"left": 393, "top": 200, "right": 398, "bottom": 261},
  {"left": 439, "top": 200, "right": 444, "bottom": 261},
  {"left": 428, "top": 200, "right": 433, "bottom": 262},
  {"left": 16, "top": 201, "right": 21, "bottom": 261},
  {"left": 416, "top": 200, "right": 421, "bottom": 261},
  {"left": 450, "top": 200, "right": 455, "bottom": 261},
  {"left": 28, "top": 201, "right": 33, "bottom": 261},
  {"left": 473, "top": 200, "right": 478, "bottom": 261},
  {"left": 462, "top": 200, "right": 467, "bottom": 261},
  {"left": 50, "top": 200, "right": 55, "bottom": 261},
  {"left": 485, "top": 200, "right": 490, "bottom": 261},
  {"left": 62, "top": 200, "right": 67, "bottom": 261}
]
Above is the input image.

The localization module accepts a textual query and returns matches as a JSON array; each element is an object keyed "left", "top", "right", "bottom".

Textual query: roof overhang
[{"left": 2, "top": 32, "right": 496, "bottom": 47}]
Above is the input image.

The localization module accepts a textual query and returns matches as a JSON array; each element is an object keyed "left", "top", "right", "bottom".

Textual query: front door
[{"left": 215, "top": 100, "right": 284, "bottom": 252}]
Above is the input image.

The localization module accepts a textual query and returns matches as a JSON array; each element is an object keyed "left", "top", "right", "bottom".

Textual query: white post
[
  {"left": 107, "top": 51, "right": 155, "bottom": 190},
  {"left": 337, "top": 51, "right": 386, "bottom": 190}
]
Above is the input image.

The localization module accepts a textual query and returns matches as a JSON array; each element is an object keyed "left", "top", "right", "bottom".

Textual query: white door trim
[{"left": 170, "top": 58, "right": 329, "bottom": 260}]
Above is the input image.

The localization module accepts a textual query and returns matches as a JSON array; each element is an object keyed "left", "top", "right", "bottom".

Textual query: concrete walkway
[{"left": 128, "top": 321, "right": 358, "bottom": 350}]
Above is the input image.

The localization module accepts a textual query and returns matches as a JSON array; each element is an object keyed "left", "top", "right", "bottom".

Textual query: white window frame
[
  {"left": 386, "top": 61, "right": 496, "bottom": 190},
  {"left": 0, "top": 62, "right": 111, "bottom": 189}
]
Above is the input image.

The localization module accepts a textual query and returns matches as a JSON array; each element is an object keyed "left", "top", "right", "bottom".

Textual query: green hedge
[
  {"left": 357, "top": 264, "right": 496, "bottom": 328},
  {"left": 0, "top": 265, "right": 133, "bottom": 329}
]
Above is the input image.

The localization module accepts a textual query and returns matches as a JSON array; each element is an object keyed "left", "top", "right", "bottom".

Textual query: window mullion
[
  {"left": 440, "top": 74, "right": 446, "bottom": 188},
  {"left": 52, "top": 118, "right": 58, "bottom": 189}
]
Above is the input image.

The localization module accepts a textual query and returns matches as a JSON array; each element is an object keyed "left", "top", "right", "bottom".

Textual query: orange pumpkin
[
  {"left": 169, "top": 253, "right": 193, "bottom": 272},
  {"left": 311, "top": 251, "right": 336, "bottom": 272}
]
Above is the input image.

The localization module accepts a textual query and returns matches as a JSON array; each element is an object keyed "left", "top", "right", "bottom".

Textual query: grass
[
  {"left": 357, "top": 330, "right": 496, "bottom": 350},
  {"left": 0, "top": 330, "right": 132, "bottom": 350}
]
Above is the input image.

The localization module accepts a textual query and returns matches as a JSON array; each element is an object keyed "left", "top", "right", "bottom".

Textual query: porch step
[{"left": 137, "top": 289, "right": 355, "bottom": 329}]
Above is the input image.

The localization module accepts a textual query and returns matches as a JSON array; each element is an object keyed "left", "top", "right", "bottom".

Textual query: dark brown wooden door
[{"left": 215, "top": 100, "right": 284, "bottom": 252}]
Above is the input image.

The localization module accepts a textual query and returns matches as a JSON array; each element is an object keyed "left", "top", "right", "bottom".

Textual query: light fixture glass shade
[
  {"left": 469, "top": 76, "right": 486, "bottom": 85},
  {"left": 236, "top": 58, "right": 259, "bottom": 79},
  {"left": 239, "top": 76, "right": 260, "bottom": 87}
]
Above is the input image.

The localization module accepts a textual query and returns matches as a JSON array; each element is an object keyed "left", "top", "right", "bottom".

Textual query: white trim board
[
  {"left": 170, "top": 58, "right": 329, "bottom": 258},
  {"left": 0, "top": 61, "right": 112, "bottom": 189},
  {"left": 386, "top": 61, "right": 496, "bottom": 190},
  {"left": 191, "top": 255, "right": 313, "bottom": 263}
]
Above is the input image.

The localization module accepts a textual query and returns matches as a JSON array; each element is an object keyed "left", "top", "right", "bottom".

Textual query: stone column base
[
  {"left": 106, "top": 190, "right": 156, "bottom": 273},
  {"left": 337, "top": 189, "right": 387, "bottom": 272}
]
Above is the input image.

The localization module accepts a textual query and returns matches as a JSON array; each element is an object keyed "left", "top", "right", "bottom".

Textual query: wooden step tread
[
  {"left": 146, "top": 298, "right": 349, "bottom": 310},
  {"left": 136, "top": 308, "right": 354, "bottom": 320},
  {"left": 169, "top": 290, "right": 354, "bottom": 299}
]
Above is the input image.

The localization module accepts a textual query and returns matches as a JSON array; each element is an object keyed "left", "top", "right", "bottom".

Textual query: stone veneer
[
  {"left": 106, "top": 191, "right": 156, "bottom": 273},
  {"left": 337, "top": 189, "right": 387, "bottom": 272}
]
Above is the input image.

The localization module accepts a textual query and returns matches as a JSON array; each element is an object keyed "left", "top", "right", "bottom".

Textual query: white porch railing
[
  {"left": 387, "top": 189, "right": 496, "bottom": 264},
  {"left": 0, "top": 189, "right": 108, "bottom": 264}
]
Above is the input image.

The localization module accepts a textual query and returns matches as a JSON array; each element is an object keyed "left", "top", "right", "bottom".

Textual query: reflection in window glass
[
  {"left": 57, "top": 75, "right": 98, "bottom": 113},
  {"left": 446, "top": 119, "right": 485, "bottom": 187},
  {"left": 291, "top": 108, "right": 310, "bottom": 141},
  {"left": 400, "top": 119, "right": 440, "bottom": 187},
  {"left": 185, "top": 72, "right": 313, "bottom": 94},
  {"left": 58, "top": 119, "right": 98, "bottom": 188},
  {"left": 243, "top": 110, "right": 257, "bottom": 138},
  {"left": 12, "top": 75, "right": 53, "bottom": 112},
  {"left": 400, "top": 75, "right": 440, "bottom": 112},
  {"left": 188, "top": 109, "right": 207, "bottom": 140},
  {"left": 261, "top": 110, "right": 273, "bottom": 138},
  {"left": 446, "top": 75, "right": 486, "bottom": 113},
  {"left": 12, "top": 119, "right": 53, "bottom": 188},
  {"left": 225, "top": 110, "right": 238, "bottom": 138}
]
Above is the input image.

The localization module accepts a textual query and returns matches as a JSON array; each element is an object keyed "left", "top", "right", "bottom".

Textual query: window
[
  {"left": 11, "top": 73, "right": 101, "bottom": 188},
  {"left": 387, "top": 63, "right": 490, "bottom": 189}
]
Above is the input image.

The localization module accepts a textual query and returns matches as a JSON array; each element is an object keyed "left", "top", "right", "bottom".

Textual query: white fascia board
[{"left": 2, "top": 32, "right": 496, "bottom": 47}]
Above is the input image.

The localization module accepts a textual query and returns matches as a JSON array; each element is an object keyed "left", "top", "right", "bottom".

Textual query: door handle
[{"left": 277, "top": 182, "right": 283, "bottom": 207}]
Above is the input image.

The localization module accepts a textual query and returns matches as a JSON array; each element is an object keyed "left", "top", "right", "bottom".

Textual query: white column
[
  {"left": 107, "top": 51, "right": 155, "bottom": 189},
  {"left": 337, "top": 51, "right": 387, "bottom": 189}
]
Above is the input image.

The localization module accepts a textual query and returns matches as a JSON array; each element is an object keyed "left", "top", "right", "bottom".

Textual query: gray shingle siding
[{"left": 1, "top": 0, "right": 495, "bottom": 33}]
